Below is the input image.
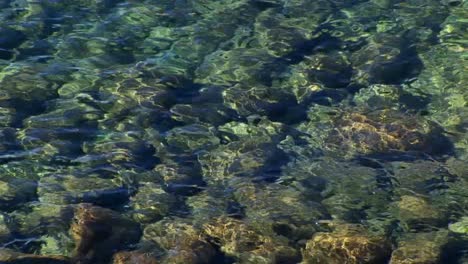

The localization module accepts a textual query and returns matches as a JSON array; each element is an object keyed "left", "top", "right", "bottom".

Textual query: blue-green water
[{"left": 0, "top": 0, "right": 467, "bottom": 263}]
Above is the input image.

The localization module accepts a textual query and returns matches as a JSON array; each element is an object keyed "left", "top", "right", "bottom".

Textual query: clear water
[{"left": 0, "top": 0, "right": 467, "bottom": 263}]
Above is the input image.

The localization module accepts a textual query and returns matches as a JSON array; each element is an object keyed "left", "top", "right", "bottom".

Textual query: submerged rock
[
  {"left": 38, "top": 173, "right": 130, "bottom": 206},
  {"left": 70, "top": 204, "right": 141, "bottom": 264},
  {"left": 0, "top": 177, "right": 37, "bottom": 210},
  {"left": 142, "top": 217, "right": 215, "bottom": 264},
  {"left": 112, "top": 251, "right": 158, "bottom": 264},
  {"left": 233, "top": 181, "right": 328, "bottom": 241},
  {"left": 204, "top": 216, "right": 300, "bottom": 263},
  {"left": 449, "top": 217, "right": 468, "bottom": 236},
  {"left": 0, "top": 213, "right": 11, "bottom": 243},
  {"left": 129, "top": 182, "right": 176, "bottom": 223},
  {"left": 0, "top": 248, "right": 70, "bottom": 264},
  {"left": 393, "top": 195, "right": 445, "bottom": 231},
  {"left": 390, "top": 231, "right": 449, "bottom": 264},
  {"left": 302, "top": 223, "right": 391, "bottom": 264},
  {"left": 300, "top": 107, "right": 451, "bottom": 158}
]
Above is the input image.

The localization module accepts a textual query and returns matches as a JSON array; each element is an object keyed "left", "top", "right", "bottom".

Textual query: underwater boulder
[
  {"left": 232, "top": 181, "right": 329, "bottom": 241},
  {"left": 0, "top": 177, "right": 37, "bottom": 211},
  {"left": 69, "top": 204, "right": 141, "bottom": 264},
  {"left": 301, "top": 222, "right": 391, "bottom": 264},
  {"left": 38, "top": 173, "right": 130, "bottom": 206},
  {"left": 390, "top": 231, "right": 449, "bottom": 264},
  {"left": 165, "top": 124, "right": 220, "bottom": 153},
  {"left": 129, "top": 182, "right": 176, "bottom": 224},
  {"left": 300, "top": 107, "right": 452, "bottom": 158},
  {"left": 392, "top": 195, "right": 445, "bottom": 231},
  {"left": 143, "top": 217, "right": 215, "bottom": 264},
  {"left": 8, "top": 204, "right": 73, "bottom": 238},
  {"left": 222, "top": 84, "right": 297, "bottom": 119},
  {"left": 0, "top": 213, "right": 11, "bottom": 243},
  {"left": 195, "top": 48, "right": 276, "bottom": 86},
  {"left": 203, "top": 216, "right": 300, "bottom": 264}
]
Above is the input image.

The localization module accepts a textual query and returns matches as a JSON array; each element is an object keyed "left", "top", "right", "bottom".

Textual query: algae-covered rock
[
  {"left": 302, "top": 223, "right": 391, "bottom": 264},
  {"left": 143, "top": 217, "right": 215, "bottom": 264},
  {"left": 204, "top": 216, "right": 300, "bottom": 263},
  {"left": 299, "top": 107, "right": 451, "bottom": 158},
  {"left": 393, "top": 195, "right": 445, "bottom": 231},
  {"left": 195, "top": 48, "right": 276, "bottom": 86},
  {"left": 70, "top": 204, "right": 141, "bottom": 264},
  {"left": 390, "top": 231, "right": 449, "bottom": 264},
  {"left": 129, "top": 182, "right": 176, "bottom": 223},
  {"left": 0, "top": 63, "right": 62, "bottom": 101},
  {"left": 0, "top": 177, "right": 37, "bottom": 210},
  {"left": 186, "top": 189, "right": 232, "bottom": 224},
  {"left": 38, "top": 173, "right": 130, "bottom": 206},
  {"left": 154, "top": 157, "right": 205, "bottom": 196},
  {"left": 0, "top": 213, "right": 11, "bottom": 243},
  {"left": 233, "top": 181, "right": 328, "bottom": 241},
  {"left": 9, "top": 204, "right": 73, "bottom": 238},
  {"left": 353, "top": 84, "right": 428, "bottom": 111},
  {"left": 37, "top": 232, "right": 75, "bottom": 257},
  {"left": 449, "top": 217, "right": 468, "bottom": 236},
  {"left": 165, "top": 124, "right": 220, "bottom": 152},
  {"left": 283, "top": 157, "right": 390, "bottom": 224},
  {"left": 390, "top": 160, "right": 458, "bottom": 195},
  {"left": 198, "top": 118, "right": 288, "bottom": 185}
]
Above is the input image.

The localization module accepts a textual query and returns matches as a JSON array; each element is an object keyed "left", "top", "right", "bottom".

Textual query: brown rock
[
  {"left": 70, "top": 203, "right": 141, "bottom": 264},
  {"left": 113, "top": 251, "right": 158, "bottom": 264},
  {"left": 302, "top": 223, "right": 391, "bottom": 264},
  {"left": 204, "top": 216, "right": 300, "bottom": 263}
]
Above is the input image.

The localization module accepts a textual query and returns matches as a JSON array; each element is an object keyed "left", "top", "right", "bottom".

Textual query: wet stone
[
  {"left": 390, "top": 231, "right": 449, "bottom": 264},
  {"left": 233, "top": 181, "right": 329, "bottom": 241},
  {"left": 300, "top": 108, "right": 451, "bottom": 158},
  {"left": 142, "top": 217, "right": 215, "bottom": 264},
  {"left": 0, "top": 213, "right": 11, "bottom": 243},
  {"left": 0, "top": 177, "right": 37, "bottom": 211},
  {"left": 165, "top": 124, "right": 220, "bottom": 152},
  {"left": 449, "top": 217, "right": 468, "bottom": 236},
  {"left": 70, "top": 203, "right": 141, "bottom": 264},
  {"left": 8, "top": 203, "right": 73, "bottom": 238},
  {"left": 204, "top": 216, "right": 300, "bottom": 263},
  {"left": 393, "top": 195, "right": 445, "bottom": 231},
  {"left": 129, "top": 182, "right": 176, "bottom": 223},
  {"left": 38, "top": 174, "right": 130, "bottom": 206},
  {"left": 302, "top": 223, "right": 391, "bottom": 264}
]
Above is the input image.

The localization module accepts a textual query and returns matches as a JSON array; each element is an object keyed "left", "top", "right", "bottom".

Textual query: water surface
[{"left": 0, "top": 0, "right": 467, "bottom": 263}]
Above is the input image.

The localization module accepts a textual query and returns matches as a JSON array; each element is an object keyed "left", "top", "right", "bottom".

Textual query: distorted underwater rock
[
  {"left": 393, "top": 195, "right": 445, "bottom": 231},
  {"left": 204, "top": 216, "right": 300, "bottom": 263},
  {"left": 129, "top": 182, "right": 176, "bottom": 223},
  {"left": 70, "top": 204, "right": 141, "bottom": 264},
  {"left": 301, "top": 222, "right": 391, "bottom": 264},
  {"left": 390, "top": 231, "right": 449, "bottom": 264},
  {"left": 299, "top": 107, "right": 452, "bottom": 158},
  {"left": 142, "top": 217, "right": 216, "bottom": 264}
]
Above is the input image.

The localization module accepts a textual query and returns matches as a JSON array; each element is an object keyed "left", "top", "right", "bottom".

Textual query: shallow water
[{"left": 0, "top": 0, "right": 467, "bottom": 263}]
